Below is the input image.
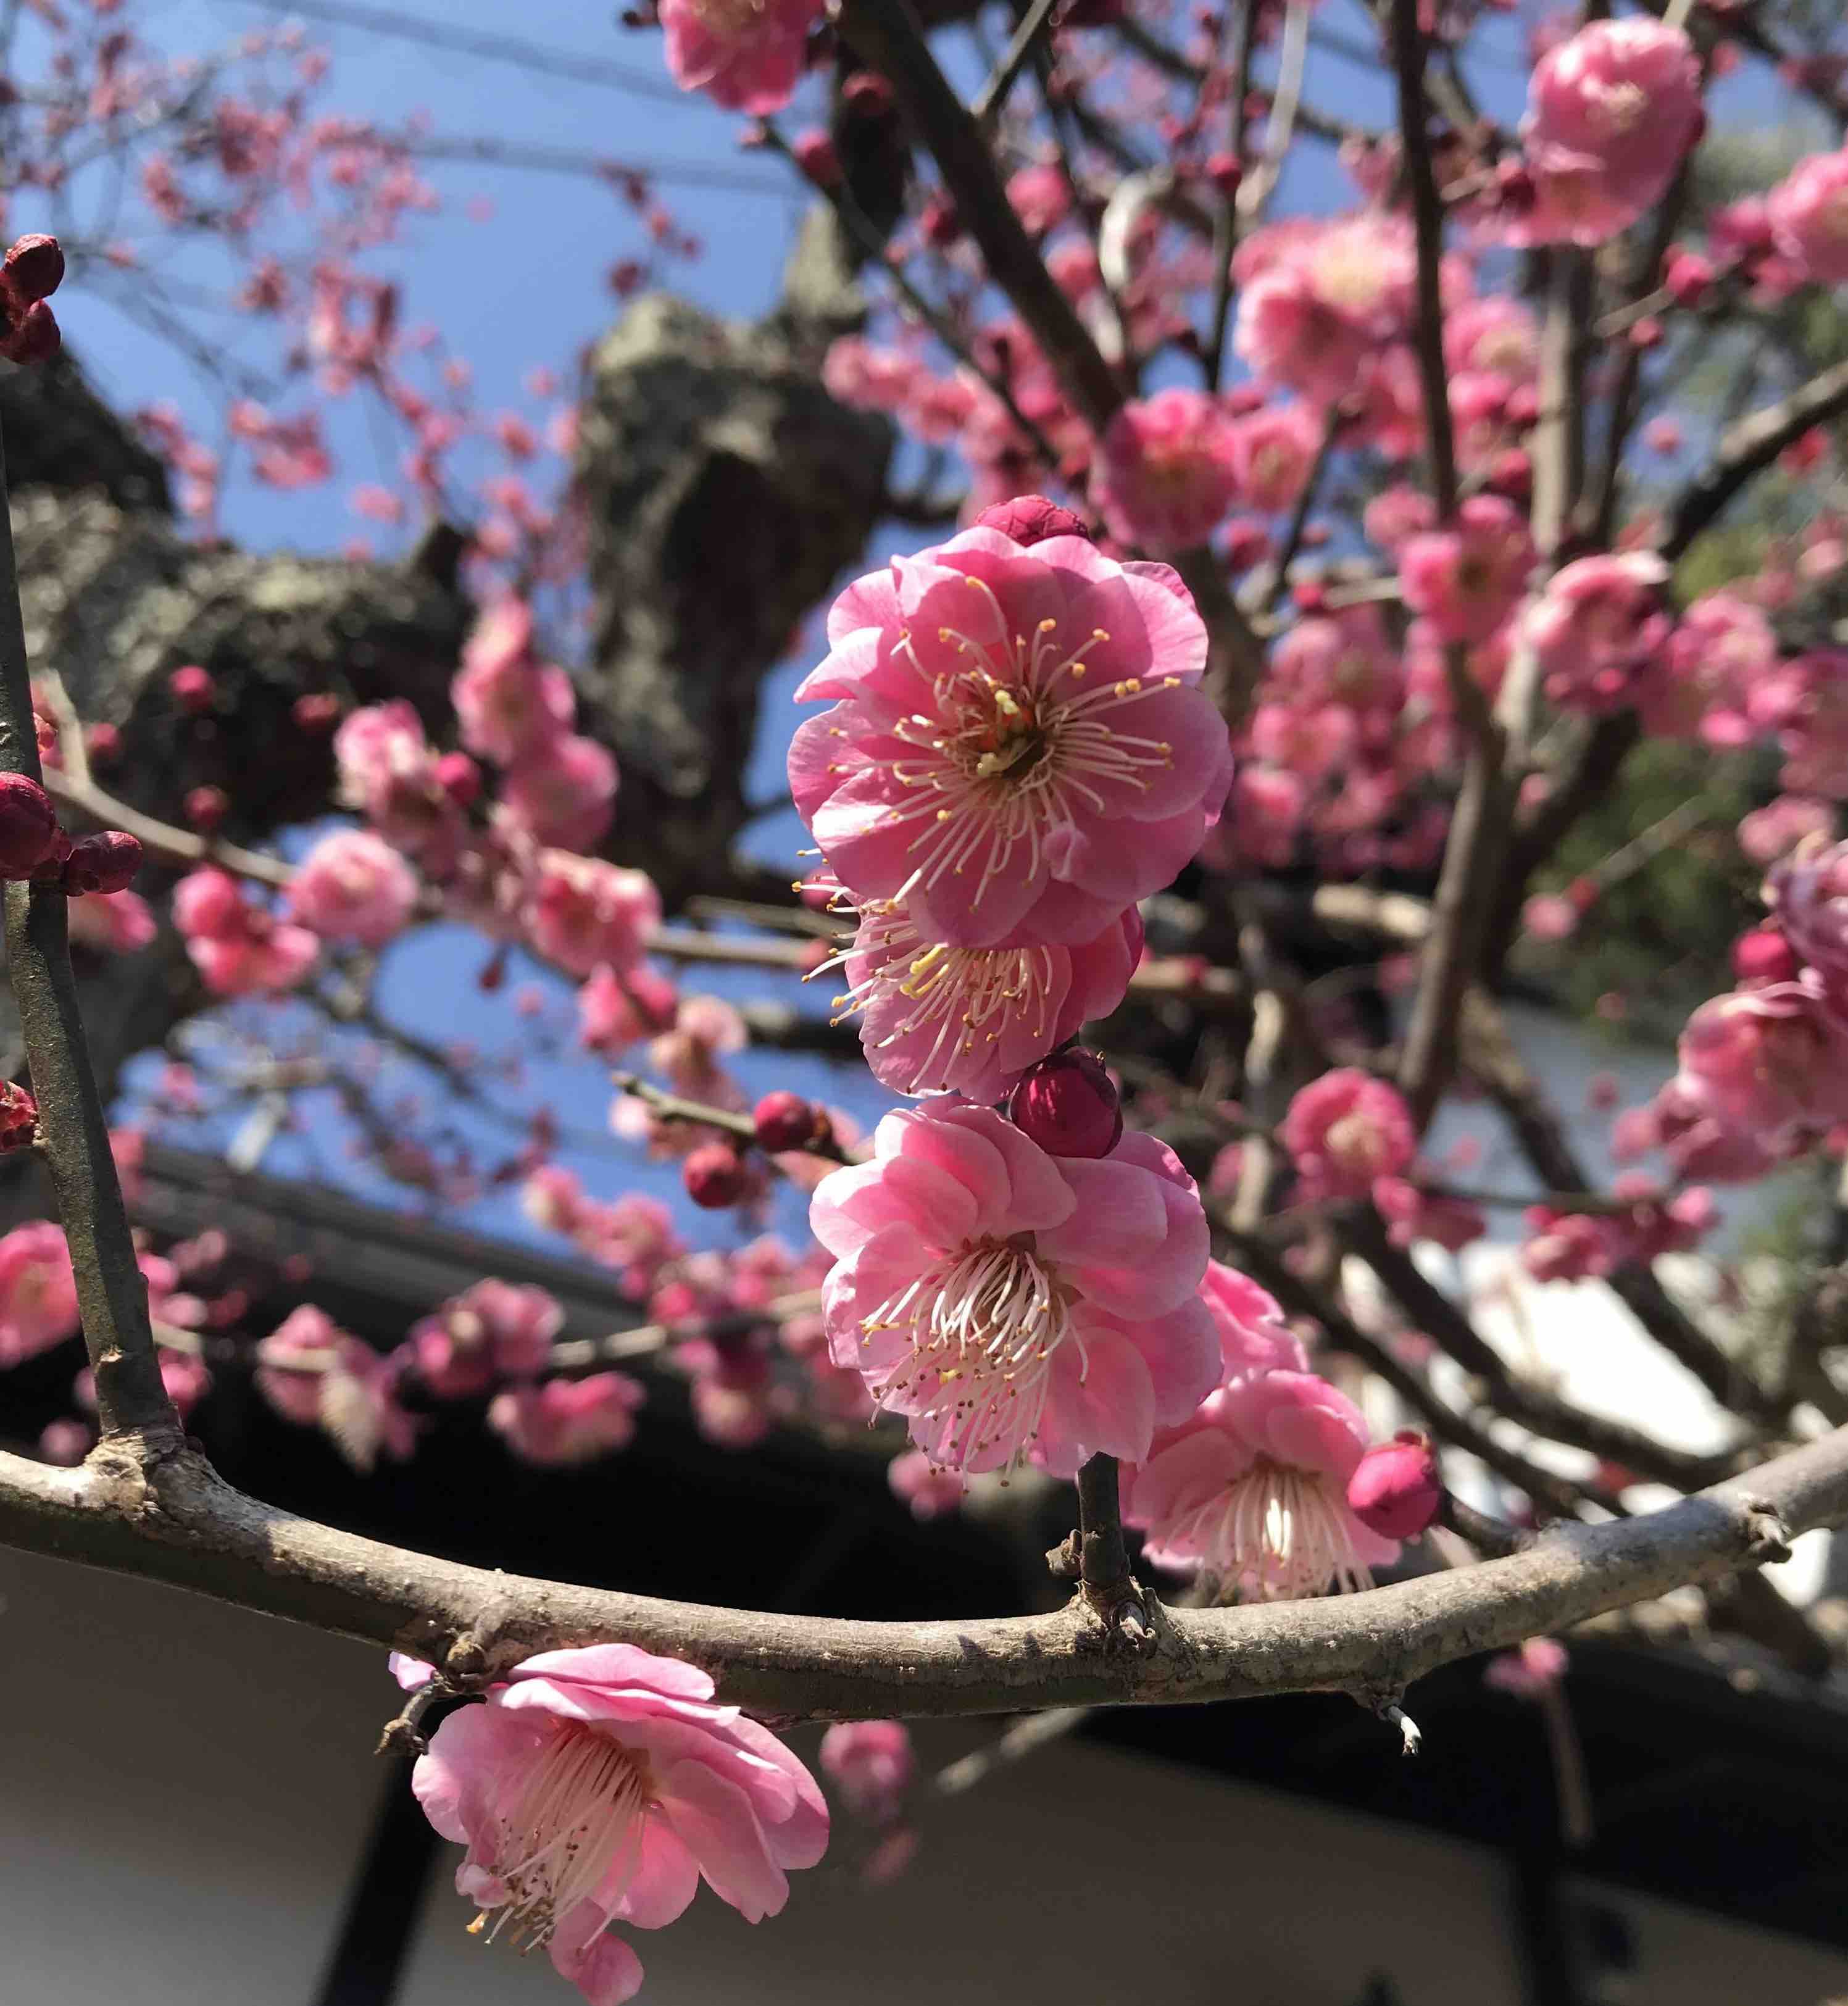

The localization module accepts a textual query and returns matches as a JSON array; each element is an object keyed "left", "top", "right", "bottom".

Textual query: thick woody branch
[{"left": 0, "top": 1426, "right": 1837, "bottom": 1718}]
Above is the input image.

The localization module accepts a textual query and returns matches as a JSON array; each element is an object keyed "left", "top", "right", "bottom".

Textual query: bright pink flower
[
  {"left": 1268, "top": 607, "right": 1401, "bottom": 712},
  {"left": 1006, "top": 164, "right": 1070, "bottom": 236},
  {"left": 886, "top": 1447, "right": 965, "bottom": 1520},
  {"left": 1280, "top": 1069, "right": 1416, "bottom": 1202},
  {"left": 818, "top": 1721, "right": 913, "bottom": 1825},
  {"left": 1768, "top": 836, "right": 1848, "bottom": 994},
  {"left": 1638, "top": 590, "right": 1776, "bottom": 743},
  {"left": 527, "top": 854, "right": 660, "bottom": 978},
  {"left": 1125, "top": 1371, "right": 1398, "bottom": 1599},
  {"left": 500, "top": 735, "right": 618, "bottom": 853},
  {"left": 254, "top": 1304, "right": 419, "bottom": 1472},
  {"left": 1523, "top": 552, "right": 1671, "bottom": 712},
  {"left": 1672, "top": 975, "right": 1848, "bottom": 1151},
  {"left": 1398, "top": 495, "right": 1535, "bottom": 645},
  {"left": 173, "top": 867, "right": 320, "bottom": 997},
  {"left": 286, "top": 829, "right": 419, "bottom": 948},
  {"left": 66, "top": 888, "right": 156, "bottom": 954},
  {"left": 659, "top": 0, "right": 823, "bottom": 114},
  {"left": 0, "top": 1221, "right": 78, "bottom": 1366},
  {"left": 809, "top": 1099, "right": 1217, "bottom": 1475},
  {"left": 578, "top": 964, "right": 678, "bottom": 1054},
  {"left": 454, "top": 598, "right": 576, "bottom": 765},
  {"left": 1442, "top": 295, "right": 1540, "bottom": 384},
  {"left": 1091, "top": 389, "right": 1241, "bottom": 552},
  {"left": 333, "top": 701, "right": 465, "bottom": 871},
  {"left": 410, "top": 1280, "right": 564, "bottom": 1399},
  {"left": 790, "top": 524, "right": 1230, "bottom": 949},
  {"left": 1510, "top": 20, "right": 1702, "bottom": 247},
  {"left": 410, "top": 1643, "right": 827, "bottom": 2005},
  {"left": 1199, "top": 1259, "right": 1307, "bottom": 1378},
  {"left": 1768, "top": 148, "right": 1848, "bottom": 287},
  {"left": 1225, "top": 400, "right": 1321, "bottom": 514},
  {"left": 829, "top": 898, "right": 1141, "bottom": 1101},
  {"left": 488, "top": 1373, "right": 646, "bottom": 1466}
]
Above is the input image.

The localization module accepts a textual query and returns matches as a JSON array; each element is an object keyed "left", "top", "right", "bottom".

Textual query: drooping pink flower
[
  {"left": 809, "top": 1099, "right": 1217, "bottom": 1475},
  {"left": 1280, "top": 1069, "right": 1416, "bottom": 1202},
  {"left": 1398, "top": 495, "right": 1535, "bottom": 645},
  {"left": 254, "top": 1304, "right": 419, "bottom": 1473},
  {"left": 499, "top": 735, "right": 618, "bottom": 853},
  {"left": 1125, "top": 1371, "right": 1398, "bottom": 1599},
  {"left": 1091, "top": 389, "right": 1241, "bottom": 552},
  {"left": 409, "top": 1643, "right": 827, "bottom": 2005},
  {"left": 410, "top": 1280, "right": 564, "bottom": 1399},
  {"left": 454, "top": 597, "right": 576, "bottom": 765},
  {"left": 1199, "top": 1260, "right": 1307, "bottom": 1379},
  {"left": 818, "top": 1721, "right": 913, "bottom": 1825},
  {"left": 286, "top": 829, "right": 420, "bottom": 948},
  {"left": 1768, "top": 835, "right": 1848, "bottom": 996},
  {"left": 828, "top": 898, "right": 1142, "bottom": 1101},
  {"left": 1346, "top": 1431, "right": 1441, "bottom": 1540},
  {"left": 1510, "top": 20, "right": 1703, "bottom": 248},
  {"left": 0, "top": 1220, "right": 79, "bottom": 1366},
  {"left": 789, "top": 524, "right": 1231, "bottom": 949},
  {"left": 1767, "top": 147, "right": 1848, "bottom": 288},
  {"left": 659, "top": 0, "right": 823, "bottom": 114},
  {"left": 1523, "top": 552, "right": 1672, "bottom": 713},
  {"left": 488, "top": 1373, "right": 646, "bottom": 1465},
  {"left": 527, "top": 854, "right": 660, "bottom": 978}
]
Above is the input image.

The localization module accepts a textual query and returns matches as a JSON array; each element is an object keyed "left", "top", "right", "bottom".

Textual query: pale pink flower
[
  {"left": 527, "top": 854, "right": 660, "bottom": 978},
  {"left": 67, "top": 888, "right": 156, "bottom": 954},
  {"left": 286, "top": 829, "right": 420, "bottom": 948},
  {"left": 1091, "top": 389, "right": 1241, "bottom": 552},
  {"left": 818, "top": 1721, "right": 913, "bottom": 1825},
  {"left": 409, "top": 1643, "right": 827, "bottom": 2005},
  {"left": 1523, "top": 552, "right": 1671, "bottom": 712},
  {"left": 828, "top": 898, "right": 1142, "bottom": 1101},
  {"left": 1199, "top": 1260, "right": 1307, "bottom": 1378},
  {"left": 254, "top": 1304, "right": 418, "bottom": 1473},
  {"left": 1638, "top": 590, "right": 1776, "bottom": 744},
  {"left": 1767, "top": 147, "right": 1848, "bottom": 288},
  {"left": 1671, "top": 975, "right": 1848, "bottom": 1152},
  {"left": 820, "top": 337, "right": 922, "bottom": 414},
  {"left": 488, "top": 1373, "right": 646, "bottom": 1465},
  {"left": 173, "top": 867, "right": 320, "bottom": 997},
  {"left": 1234, "top": 265, "right": 1375, "bottom": 406},
  {"left": 1510, "top": 20, "right": 1702, "bottom": 248},
  {"left": 1363, "top": 483, "right": 1437, "bottom": 554},
  {"left": 500, "top": 735, "right": 618, "bottom": 854},
  {"left": 1280, "top": 1068, "right": 1416, "bottom": 1202},
  {"left": 1267, "top": 607, "right": 1401, "bottom": 712},
  {"left": 578, "top": 964, "right": 678, "bottom": 1054},
  {"left": 333, "top": 700, "right": 464, "bottom": 870},
  {"left": 1125, "top": 1371, "right": 1398, "bottom": 1599},
  {"left": 454, "top": 597, "right": 576, "bottom": 765},
  {"left": 886, "top": 1448, "right": 965, "bottom": 1520},
  {"left": 1006, "top": 164, "right": 1070, "bottom": 236},
  {"left": 790, "top": 524, "right": 1231, "bottom": 949},
  {"left": 809, "top": 1099, "right": 1217, "bottom": 1475},
  {"left": 1442, "top": 295, "right": 1540, "bottom": 384},
  {"left": 1225, "top": 401, "right": 1321, "bottom": 514},
  {"left": 659, "top": 0, "right": 823, "bottom": 114},
  {"left": 1767, "top": 834, "right": 1848, "bottom": 994},
  {"left": 410, "top": 1280, "right": 563, "bottom": 1399},
  {"left": 0, "top": 1221, "right": 79, "bottom": 1366},
  {"left": 1399, "top": 495, "right": 1535, "bottom": 645},
  {"left": 1247, "top": 699, "right": 1358, "bottom": 783}
]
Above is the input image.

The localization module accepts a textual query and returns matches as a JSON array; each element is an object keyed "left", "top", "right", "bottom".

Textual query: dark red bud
[
  {"left": 1203, "top": 151, "right": 1242, "bottom": 196},
  {"left": 1007, "top": 1049, "right": 1122, "bottom": 1160},
  {"left": 292, "top": 692, "right": 343, "bottom": 733},
  {"left": 61, "top": 830, "right": 143, "bottom": 894},
  {"left": 0, "top": 1079, "right": 37, "bottom": 1150},
  {"left": 184, "top": 786, "right": 228, "bottom": 834},
  {"left": 85, "top": 721, "right": 122, "bottom": 766},
  {"left": 972, "top": 494, "right": 1092, "bottom": 546},
  {"left": 435, "top": 751, "right": 481, "bottom": 807},
  {"left": 2, "top": 232, "right": 64, "bottom": 304},
  {"left": 683, "top": 1142, "right": 751, "bottom": 1209},
  {"left": 753, "top": 1090, "right": 823, "bottom": 1154},
  {"left": 1346, "top": 1431, "right": 1442, "bottom": 1540},
  {"left": 0, "top": 770, "right": 59, "bottom": 878},
  {"left": 168, "top": 664, "right": 215, "bottom": 714},
  {"left": 1, "top": 298, "right": 59, "bottom": 365}
]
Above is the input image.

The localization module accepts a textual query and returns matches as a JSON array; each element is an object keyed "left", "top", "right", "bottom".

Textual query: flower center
[
  {"left": 1173, "top": 1457, "right": 1372, "bottom": 1602},
  {"left": 1324, "top": 1110, "right": 1390, "bottom": 1173},
  {"left": 857, "top": 1236, "right": 1077, "bottom": 1470},
  {"left": 470, "top": 1720, "right": 653, "bottom": 1951},
  {"left": 690, "top": 0, "right": 767, "bottom": 35}
]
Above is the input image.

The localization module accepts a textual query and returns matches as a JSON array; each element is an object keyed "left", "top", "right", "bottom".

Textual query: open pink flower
[
  {"left": 1091, "top": 389, "right": 1240, "bottom": 552},
  {"left": 1281, "top": 1068, "right": 1415, "bottom": 1202},
  {"left": 1767, "top": 147, "right": 1848, "bottom": 288},
  {"left": 0, "top": 1220, "right": 78, "bottom": 1366},
  {"left": 287, "top": 829, "right": 420, "bottom": 948},
  {"left": 810, "top": 1098, "right": 1217, "bottom": 1475},
  {"left": 409, "top": 1280, "right": 564, "bottom": 1399},
  {"left": 500, "top": 735, "right": 618, "bottom": 854},
  {"left": 828, "top": 898, "right": 1142, "bottom": 1101},
  {"left": 454, "top": 597, "right": 576, "bottom": 765},
  {"left": 67, "top": 887, "right": 156, "bottom": 954},
  {"left": 790, "top": 523, "right": 1230, "bottom": 948},
  {"left": 173, "top": 867, "right": 320, "bottom": 996},
  {"left": 333, "top": 700, "right": 465, "bottom": 871},
  {"left": 527, "top": 854, "right": 660, "bottom": 978},
  {"left": 1510, "top": 20, "right": 1702, "bottom": 248},
  {"left": 1125, "top": 1371, "right": 1398, "bottom": 1599},
  {"left": 1398, "top": 495, "right": 1534, "bottom": 646},
  {"left": 659, "top": 0, "right": 822, "bottom": 114},
  {"left": 254, "top": 1304, "right": 419, "bottom": 1473},
  {"left": 578, "top": 964, "right": 678, "bottom": 1054},
  {"left": 1523, "top": 552, "right": 1671, "bottom": 713},
  {"left": 819, "top": 1721, "right": 913, "bottom": 1825},
  {"left": 1226, "top": 401, "right": 1321, "bottom": 514},
  {"left": 1768, "top": 835, "right": 1848, "bottom": 996},
  {"left": 1199, "top": 1260, "right": 1307, "bottom": 1378},
  {"left": 1671, "top": 975, "right": 1848, "bottom": 1152},
  {"left": 488, "top": 1373, "right": 646, "bottom": 1466},
  {"left": 409, "top": 1643, "right": 827, "bottom": 2004},
  {"left": 1638, "top": 590, "right": 1776, "bottom": 744}
]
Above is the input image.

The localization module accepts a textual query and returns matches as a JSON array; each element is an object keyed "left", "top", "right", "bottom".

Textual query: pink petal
[{"left": 657, "top": 1758, "right": 790, "bottom": 1923}]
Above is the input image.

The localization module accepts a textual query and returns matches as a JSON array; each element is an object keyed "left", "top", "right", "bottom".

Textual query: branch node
[
  {"left": 1364, "top": 1693, "right": 1423, "bottom": 1757},
  {"left": 1738, "top": 1494, "right": 1794, "bottom": 1565}
]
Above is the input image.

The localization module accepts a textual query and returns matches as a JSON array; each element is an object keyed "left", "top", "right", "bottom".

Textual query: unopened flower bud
[
  {"left": 1291, "top": 579, "right": 1328, "bottom": 615},
  {"left": 0, "top": 770, "right": 59, "bottom": 878},
  {"left": 972, "top": 494, "right": 1092, "bottom": 546},
  {"left": 1203, "top": 151, "right": 1242, "bottom": 196},
  {"left": 1, "top": 298, "right": 59, "bottom": 365},
  {"left": 1007, "top": 1048, "right": 1122, "bottom": 1160},
  {"left": 1663, "top": 247, "right": 1713, "bottom": 309},
  {"left": 85, "top": 721, "right": 122, "bottom": 765},
  {"left": 791, "top": 128, "right": 842, "bottom": 186},
  {"left": 62, "top": 830, "right": 144, "bottom": 894},
  {"left": 292, "top": 692, "right": 343, "bottom": 733},
  {"left": 2, "top": 233, "right": 64, "bottom": 304},
  {"left": 0, "top": 1078, "right": 36, "bottom": 1150},
  {"left": 1733, "top": 923, "right": 1800, "bottom": 984},
  {"left": 1346, "top": 1431, "right": 1442, "bottom": 1540},
  {"left": 840, "top": 70, "right": 894, "bottom": 115},
  {"left": 168, "top": 664, "right": 215, "bottom": 714},
  {"left": 435, "top": 750, "right": 481, "bottom": 807},
  {"left": 184, "top": 785, "right": 228, "bottom": 833},
  {"left": 754, "top": 1089, "right": 823, "bottom": 1154},
  {"left": 683, "top": 1142, "right": 751, "bottom": 1209}
]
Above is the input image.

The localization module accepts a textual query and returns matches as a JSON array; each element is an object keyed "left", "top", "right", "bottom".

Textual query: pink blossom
[
  {"left": 809, "top": 1099, "right": 1217, "bottom": 1475},
  {"left": 333, "top": 701, "right": 465, "bottom": 872},
  {"left": 1511, "top": 21, "right": 1703, "bottom": 248},
  {"left": 818, "top": 1721, "right": 913, "bottom": 1825},
  {"left": 1363, "top": 483, "right": 1438, "bottom": 554},
  {"left": 38, "top": 1418, "right": 93, "bottom": 1466},
  {"left": 1233, "top": 217, "right": 1421, "bottom": 404},
  {"left": 67, "top": 888, "right": 157, "bottom": 953},
  {"left": 0, "top": 1221, "right": 78, "bottom": 1366},
  {"left": 886, "top": 1448, "right": 965, "bottom": 1520},
  {"left": 790, "top": 523, "right": 1230, "bottom": 950},
  {"left": 1371, "top": 1175, "right": 1488, "bottom": 1253},
  {"left": 255, "top": 1304, "right": 418, "bottom": 1472},
  {"left": 1768, "top": 834, "right": 1848, "bottom": 994},
  {"left": 1672, "top": 975, "right": 1848, "bottom": 1152},
  {"left": 578, "top": 964, "right": 678, "bottom": 1054},
  {"left": 1442, "top": 296, "right": 1540, "bottom": 384},
  {"left": 659, "top": 0, "right": 823, "bottom": 114},
  {"left": 1485, "top": 1636, "right": 1568, "bottom": 1699},
  {"left": 1269, "top": 607, "right": 1400, "bottom": 712},
  {"left": 527, "top": 854, "right": 660, "bottom": 978},
  {"left": 1523, "top": 552, "right": 1671, "bottom": 712},
  {"left": 173, "top": 868, "right": 320, "bottom": 997},
  {"left": 1225, "top": 401, "right": 1321, "bottom": 514},
  {"left": 1639, "top": 590, "right": 1776, "bottom": 743},
  {"left": 77, "top": 1349, "right": 212, "bottom": 1423},
  {"left": 830, "top": 898, "right": 1142, "bottom": 1101},
  {"left": 454, "top": 597, "right": 576, "bottom": 765},
  {"left": 1006, "top": 164, "right": 1070, "bottom": 236},
  {"left": 1199, "top": 1260, "right": 1307, "bottom": 1378},
  {"left": 488, "top": 1373, "right": 646, "bottom": 1465},
  {"left": 1091, "top": 389, "right": 1240, "bottom": 551},
  {"left": 410, "top": 1280, "right": 564, "bottom": 1399},
  {"left": 286, "top": 829, "right": 420, "bottom": 948},
  {"left": 1767, "top": 147, "right": 1848, "bottom": 287},
  {"left": 1280, "top": 1069, "right": 1416, "bottom": 1202},
  {"left": 1398, "top": 496, "right": 1535, "bottom": 645},
  {"left": 500, "top": 735, "right": 618, "bottom": 853},
  {"left": 1125, "top": 1371, "right": 1398, "bottom": 1599},
  {"left": 409, "top": 1643, "right": 826, "bottom": 2004}
]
